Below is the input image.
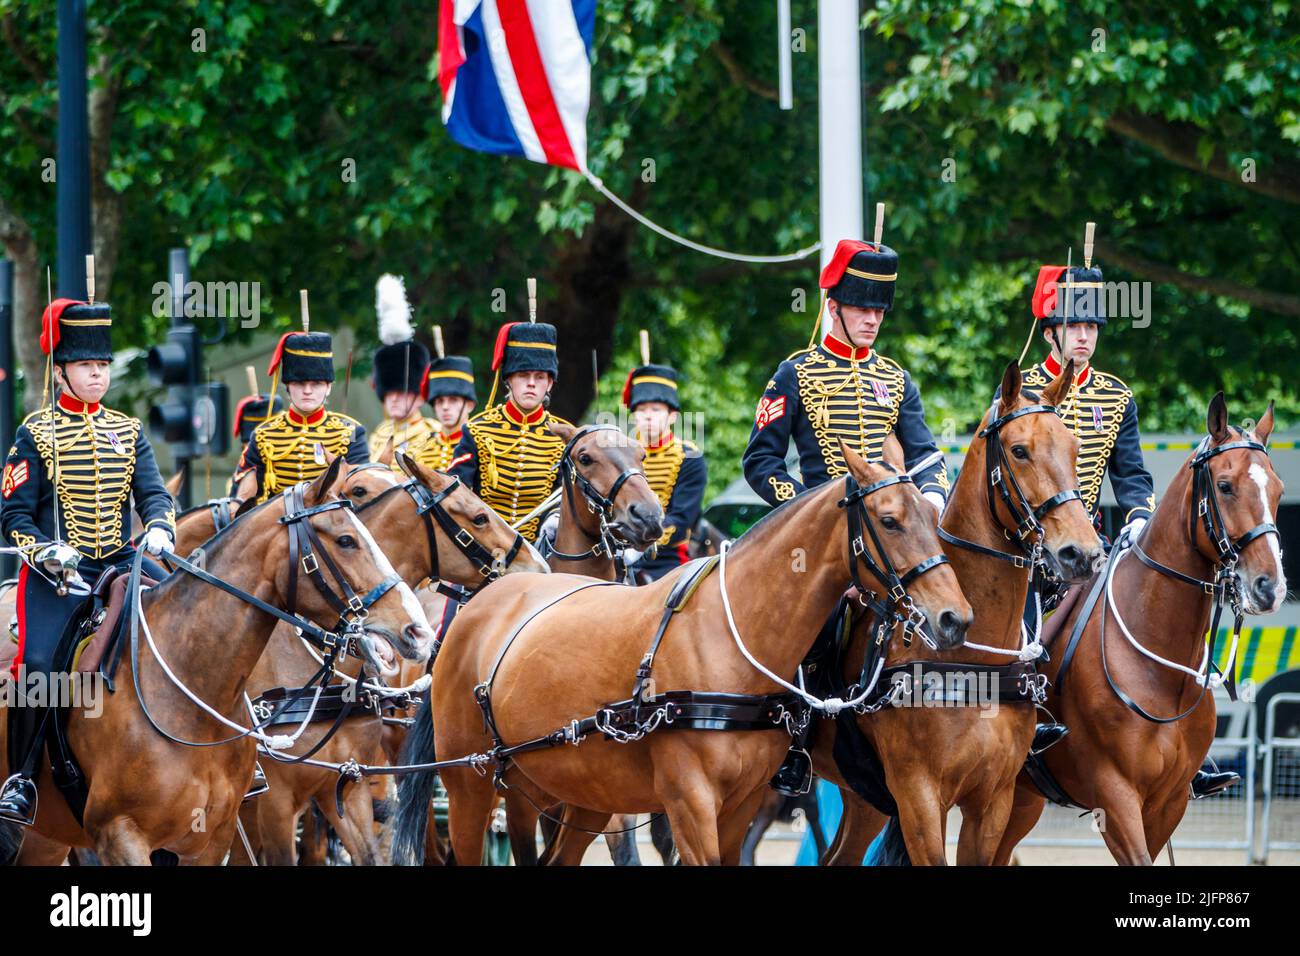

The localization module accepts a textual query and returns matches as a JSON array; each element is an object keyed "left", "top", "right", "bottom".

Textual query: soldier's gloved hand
[
  {"left": 622, "top": 547, "right": 644, "bottom": 566},
  {"left": 922, "top": 492, "right": 946, "bottom": 517},
  {"left": 36, "top": 542, "right": 80, "bottom": 576},
  {"left": 143, "top": 527, "right": 175, "bottom": 556},
  {"left": 538, "top": 510, "right": 560, "bottom": 542},
  {"left": 1120, "top": 517, "right": 1147, "bottom": 543}
]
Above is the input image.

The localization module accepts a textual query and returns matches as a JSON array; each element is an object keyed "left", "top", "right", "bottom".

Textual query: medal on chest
[
  {"left": 871, "top": 380, "right": 892, "bottom": 407},
  {"left": 313, "top": 441, "right": 326, "bottom": 465},
  {"left": 1091, "top": 406, "right": 1103, "bottom": 431},
  {"left": 106, "top": 430, "right": 127, "bottom": 455}
]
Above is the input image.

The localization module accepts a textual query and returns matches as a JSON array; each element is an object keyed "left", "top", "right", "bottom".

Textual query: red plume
[
  {"left": 621, "top": 368, "right": 637, "bottom": 407},
  {"left": 491, "top": 322, "right": 519, "bottom": 372},
  {"left": 231, "top": 394, "right": 261, "bottom": 437},
  {"left": 40, "top": 299, "right": 85, "bottom": 356},
  {"left": 266, "top": 331, "right": 296, "bottom": 376},
  {"left": 1032, "top": 266, "right": 1068, "bottom": 319}
]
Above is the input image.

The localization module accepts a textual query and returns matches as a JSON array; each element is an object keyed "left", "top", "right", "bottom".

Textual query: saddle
[
  {"left": 1037, "top": 580, "right": 1089, "bottom": 656},
  {"left": 71, "top": 567, "right": 157, "bottom": 679}
]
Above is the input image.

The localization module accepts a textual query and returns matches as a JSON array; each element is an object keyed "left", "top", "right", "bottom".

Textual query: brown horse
[
  {"left": 815, "top": 360, "right": 1103, "bottom": 865},
  {"left": 235, "top": 454, "right": 547, "bottom": 865},
  {"left": 0, "top": 456, "right": 434, "bottom": 865},
  {"left": 494, "top": 421, "right": 667, "bottom": 864},
  {"left": 992, "top": 394, "right": 1286, "bottom": 865},
  {"left": 395, "top": 442, "right": 972, "bottom": 865}
]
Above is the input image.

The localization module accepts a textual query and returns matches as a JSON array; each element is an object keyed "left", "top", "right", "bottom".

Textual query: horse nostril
[
  {"left": 1058, "top": 545, "right": 1082, "bottom": 569},
  {"left": 1252, "top": 576, "right": 1276, "bottom": 606},
  {"left": 938, "top": 610, "right": 968, "bottom": 645}
]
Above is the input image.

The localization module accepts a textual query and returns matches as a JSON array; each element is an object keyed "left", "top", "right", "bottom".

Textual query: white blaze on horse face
[
  {"left": 345, "top": 509, "right": 434, "bottom": 643},
  {"left": 1248, "top": 462, "right": 1286, "bottom": 611}
]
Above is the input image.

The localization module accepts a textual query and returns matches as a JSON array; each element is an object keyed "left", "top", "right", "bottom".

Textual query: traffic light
[{"left": 147, "top": 325, "right": 201, "bottom": 455}]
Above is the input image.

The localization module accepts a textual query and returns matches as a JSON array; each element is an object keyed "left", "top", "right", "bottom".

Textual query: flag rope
[{"left": 583, "top": 171, "right": 821, "bottom": 264}]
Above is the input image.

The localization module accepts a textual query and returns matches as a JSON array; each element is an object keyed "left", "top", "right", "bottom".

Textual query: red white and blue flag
[{"left": 438, "top": 0, "right": 596, "bottom": 173}]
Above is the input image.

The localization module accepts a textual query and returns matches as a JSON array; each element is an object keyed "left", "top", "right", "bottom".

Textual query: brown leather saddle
[{"left": 72, "top": 567, "right": 158, "bottom": 678}]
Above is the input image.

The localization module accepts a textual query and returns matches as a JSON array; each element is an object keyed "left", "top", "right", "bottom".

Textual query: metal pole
[
  {"left": 777, "top": 0, "right": 793, "bottom": 110},
  {"left": 56, "top": 0, "right": 92, "bottom": 299},
  {"left": 168, "top": 248, "right": 192, "bottom": 507},
  {"left": 0, "top": 261, "right": 14, "bottom": 579},
  {"left": 817, "top": 0, "right": 864, "bottom": 335}
]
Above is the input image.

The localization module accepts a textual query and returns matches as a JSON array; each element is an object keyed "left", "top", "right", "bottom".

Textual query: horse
[
  {"left": 393, "top": 441, "right": 973, "bottom": 865},
  {"left": 232, "top": 453, "right": 547, "bottom": 865},
  {"left": 491, "top": 421, "right": 668, "bottom": 865},
  {"left": 813, "top": 360, "right": 1104, "bottom": 865},
  {"left": 0, "top": 455, "right": 434, "bottom": 865},
  {"left": 991, "top": 394, "right": 1286, "bottom": 865}
]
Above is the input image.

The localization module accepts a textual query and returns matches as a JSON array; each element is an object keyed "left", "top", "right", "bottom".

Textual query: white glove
[
  {"left": 143, "top": 527, "right": 175, "bottom": 556},
  {"left": 1120, "top": 517, "right": 1148, "bottom": 543},
  {"left": 538, "top": 510, "right": 560, "bottom": 540},
  {"left": 35, "top": 542, "right": 79, "bottom": 576},
  {"left": 922, "top": 491, "right": 946, "bottom": 517},
  {"left": 622, "top": 547, "right": 644, "bottom": 566}
]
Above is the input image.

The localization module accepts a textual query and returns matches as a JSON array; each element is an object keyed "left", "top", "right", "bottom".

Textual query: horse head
[
  {"left": 841, "top": 441, "right": 973, "bottom": 650},
  {"left": 548, "top": 421, "right": 665, "bottom": 550}
]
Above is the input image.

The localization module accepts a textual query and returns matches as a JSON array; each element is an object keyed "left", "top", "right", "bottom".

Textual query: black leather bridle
[
  {"left": 839, "top": 472, "right": 951, "bottom": 651},
  {"left": 547, "top": 425, "right": 653, "bottom": 569},
  {"left": 351, "top": 463, "right": 523, "bottom": 603}
]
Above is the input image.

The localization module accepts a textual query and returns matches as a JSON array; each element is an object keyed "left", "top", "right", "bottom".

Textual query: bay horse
[
  {"left": 235, "top": 453, "right": 547, "bottom": 865},
  {"left": 394, "top": 442, "right": 973, "bottom": 865},
  {"left": 0, "top": 456, "right": 434, "bottom": 865},
  {"left": 992, "top": 394, "right": 1286, "bottom": 865},
  {"left": 814, "top": 360, "right": 1104, "bottom": 865}
]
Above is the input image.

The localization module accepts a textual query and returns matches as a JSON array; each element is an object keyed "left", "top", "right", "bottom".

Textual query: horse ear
[
  {"left": 164, "top": 471, "right": 185, "bottom": 501},
  {"left": 997, "top": 361, "right": 1022, "bottom": 415},
  {"left": 1041, "top": 358, "right": 1076, "bottom": 406},
  {"left": 1255, "top": 400, "right": 1275, "bottom": 446},
  {"left": 547, "top": 420, "right": 575, "bottom": 442},
  {"left": 376, "top": 437, "right": 395, "bottom": 467},
  {"left": 1206, "top": 391, "right": 1231, "bottom": 444},
  {"left": 307, "top": 455, "right": 344, "bottom": 506},
  {"left": 398, "top": 449, "right": 449, "bottom": 492},
  {"left": 880, "top": 432, "right": 906, "bottom": 471},
  {"left": 840, "top": 440, "right": 882, "bottom": 485},
  {"left": 323, "top": 447, "right": 339, "bottom": 466}
]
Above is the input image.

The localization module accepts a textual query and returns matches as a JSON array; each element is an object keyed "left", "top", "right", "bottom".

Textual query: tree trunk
[{"left": 0, "top": 203, "right": 44, "bottom": 413}]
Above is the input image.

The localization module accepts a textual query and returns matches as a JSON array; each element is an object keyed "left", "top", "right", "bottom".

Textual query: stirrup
[
  {"left": 242, "top": 762, "right": 270, "bottom": 803},
  {"left": 1190, "top": 769, "right": 1239, "bottom": 800},
  {"left": 1030, "top": 722, "right": 1069, "bottom": 756},
  {"left": 769, "top": 747, "right": 813, "bottom": 797},
  {"left": 0, "top": 773, "right": 38, "bottom": 827}
]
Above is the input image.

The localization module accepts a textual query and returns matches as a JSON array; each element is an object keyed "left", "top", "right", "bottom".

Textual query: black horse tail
[
  {"left": 0, "top": 819, "right": 22, "bottom": 866},
  {"left": 391, "top": 689, "right": 437, "bottom": 866},
  {"left": 864, "top": 815, "right": 912, "bottom": 866}
]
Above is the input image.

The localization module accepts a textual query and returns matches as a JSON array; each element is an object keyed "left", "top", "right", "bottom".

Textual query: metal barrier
[{"left": 1257, "top": 692, "right": 1300, "bottom": 864}]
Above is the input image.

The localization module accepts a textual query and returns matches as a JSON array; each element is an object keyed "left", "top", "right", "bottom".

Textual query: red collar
[
  {"left": 1043, "top": 354, "right": 1092, "bottom": 387},
  {"left": 440, "top": 428, "right": 462, "bottom": 443},
  {"left": 821, "top": 332, "right": 871, "bottom": 362},
  {"left": 288, "top": 406, "right": 327, "bottom": 426},
  {"left": 641, "top": 430, "right": 675, "bottom": 451},
  {"left": 503, "top": 399, "right": 546, "bottom": 425},
  {"left": 58, "top": 393, "right": 100, "bottom": 415}
]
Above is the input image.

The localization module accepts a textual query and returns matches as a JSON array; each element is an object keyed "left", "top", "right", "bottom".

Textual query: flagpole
[{"left": 818, "top": 0, "right": 864, "bottom": 336}]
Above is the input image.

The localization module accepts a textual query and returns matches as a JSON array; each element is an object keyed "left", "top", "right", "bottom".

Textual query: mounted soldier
[
  {"left": 240, "top": 292, "right": 369, "bottom": 503},
  {"left": 0, "top": 269, "right": 175, "bottom": 825},
  {"left": 742, "top": 210, "right": 949, "bottom": 795},
  {"left": 228, "top": 366, "right": 283, "bottom": 498},
  {"left": 622, "top": 333, "right": 706, "bottom": 583},
  {"left": 411, "top": 325, "right": 477, "bottom": 473},
  {"left": 368, "top": 274, "right": 436, "bottom": 465},
  {"left": 448, "top": 307, "right": 573, "bottom": 542}
]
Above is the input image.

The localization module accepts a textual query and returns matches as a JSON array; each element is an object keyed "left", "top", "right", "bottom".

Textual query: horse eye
[
  {"left": 472, "top": 514, "right": 489, "bottom": 527},
  {"left": 350, "top": 486, "right": 367, "bottom": 497},
  {"left": 337, "top": 535, "right": 357, "bottom": 549},
  {"left": 1011, "top": 445, "right": 1029, "bottom": 460},
  {"left": 579, "top": 454, "right": 593, "bottom": 466},
  {"left": 1217, "top": 480, "right": 1233, "bottom": 495},
  {"left": 880, "top": 515, "right": 900, "bottom": 531}
]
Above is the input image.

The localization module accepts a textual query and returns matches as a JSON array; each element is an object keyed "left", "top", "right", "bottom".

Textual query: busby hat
[
  {"left": 1032, "top": 264, "right": 1107, "bottom": 328},
  {"left": 425, "top": 355, "right": 477, "bottom": 403},
  {"left": 820, "top": 239, "right": 899, "bottom": 311},
  {"left": 492, "top": 321, "right": 559, "bottom": 379},
  {"left": 233, "top": 393, "right": 285, "bottom": 444},
  {"left": 268, "top": 331, "right": 335, "bottom": 383},
  {"left": 622, "top": 363, "right": 680, "bottom": 411},
  {"left": 372, "top": 274, "right": 430, "bottom": 400},
  {"left": 41, "top": 299, "right": 113, "bottom": 364}
]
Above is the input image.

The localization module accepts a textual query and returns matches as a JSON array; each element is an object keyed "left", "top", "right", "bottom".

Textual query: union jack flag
[{"left": 438, "top": 0, "right": 596, "bottom": 172}]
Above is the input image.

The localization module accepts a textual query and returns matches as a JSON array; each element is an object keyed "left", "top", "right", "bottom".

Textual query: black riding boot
[
  {"left": 0, "top": 702, "right": 51, "bottom": 826},
  {"left": 242, "top": 762, "right": 270, "bottom": 802},
  {"left": 1030, "top": 721, "right": 1069, "bottom": 755},
  {"left": 1190, "top": 769, "right": 1239, "bottom": 799}
]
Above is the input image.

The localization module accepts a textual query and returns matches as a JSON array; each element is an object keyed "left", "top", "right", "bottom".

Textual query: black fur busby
[
  {"left": 425, "top": 355, "right": 477, "bottom": 403},
  {"left": 268, "top": 331, "right": 335, "bottom": 383},
  {"left": 41, "top": 300, "right": 113, "bottom": 364},
  {"left": 1033, "top": 265, "right": 1107, "bottom": 328},
  {"left": 233, "top": 393, "right": 286, "bottom": 444},
  {"left": 492, "top": 322, "right": 559, "bottom": 378},
  {"left": 622, "top": 363, "right": 680, "bottom": 411},
  {"left": 820, "top": 240, "right": 899, "bottom": 311},
  {"left": 372, "top": 274, "right": 430, "bottom": 400}
]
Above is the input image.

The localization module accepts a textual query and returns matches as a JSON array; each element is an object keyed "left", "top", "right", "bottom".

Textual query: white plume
[{"left": 375, "top": 274, "right": 414, "bottom": 345}]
